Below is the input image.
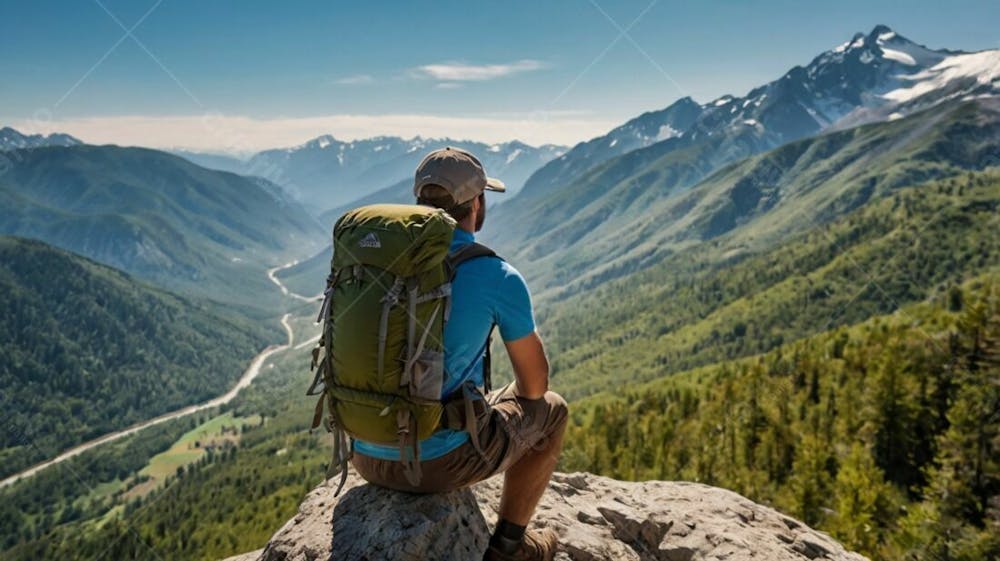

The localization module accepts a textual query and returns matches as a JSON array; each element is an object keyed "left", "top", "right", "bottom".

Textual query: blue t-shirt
[{"left": 354, "top": 228, "right": 536, "bottom": 461}]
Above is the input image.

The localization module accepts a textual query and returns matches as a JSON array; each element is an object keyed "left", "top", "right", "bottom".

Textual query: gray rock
[
  {"left": 235, "top": 470, "right": 868, "bottom": 561},
  {"left": 221, "top": 550, "right": 262, "bottom": 561}
]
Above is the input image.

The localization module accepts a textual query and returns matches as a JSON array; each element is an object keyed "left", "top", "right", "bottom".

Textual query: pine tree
[
  {"left": 828, "top": 443, "right": 894, "bottom": 555},
  {"left": 786, "top": 432, "right": 833, "bottom": 526}
]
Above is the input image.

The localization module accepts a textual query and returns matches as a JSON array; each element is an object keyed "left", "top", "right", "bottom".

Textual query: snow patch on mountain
[
  {"left": 880, "top": 48, "right": 916, "bottom": 66},
  {"left": 882, "top": 50, "right": 1000, "bottom": 104},
  {"left": 656, "top": 124, "right": 680, "bottom": 141}
]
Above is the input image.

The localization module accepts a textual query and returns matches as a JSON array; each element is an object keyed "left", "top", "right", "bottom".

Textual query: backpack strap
[
  {"left": 445, "top": 242, "right": 499, "bottom": 276},
  {"left": 483, "top": 326, "right": 495, "bottom": 394},
  {"left": 445, "top": 242, "right": 502, "bottom": 393}
]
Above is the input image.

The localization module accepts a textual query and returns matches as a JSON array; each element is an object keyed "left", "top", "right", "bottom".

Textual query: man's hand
[{"left": 503, "top": 331, "right": 549, "bottom": 399}]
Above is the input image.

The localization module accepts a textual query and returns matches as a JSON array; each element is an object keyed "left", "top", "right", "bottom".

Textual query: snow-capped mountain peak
[
  {"left": 0, "top": 126, "right": 82, "bottom": 151},
  {"left": 518, "top": 25, "right": 994, "bottom": 200},
  {"left": 870, "top": 26, "right": 948, "bottom": 67},
  {"left": 815, "top": 25, "right": 948, "bottom": 70}
]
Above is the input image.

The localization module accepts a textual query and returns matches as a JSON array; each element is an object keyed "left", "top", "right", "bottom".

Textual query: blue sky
[{"left": 3, "top": 0, "right": 998, "bottom": 151}]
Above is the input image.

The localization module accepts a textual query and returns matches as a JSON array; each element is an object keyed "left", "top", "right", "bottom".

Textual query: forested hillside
[
  {"left": 516, "top": 171, "right": 999, "bottom": 399},
  {"left": 562, "top": 273, "right": 999, "bottom": 560},
  {"left": 0, "top": 237, "right": 269, "bottom": 479}
]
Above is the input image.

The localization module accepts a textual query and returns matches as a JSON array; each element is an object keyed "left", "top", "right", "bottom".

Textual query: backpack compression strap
[{"left": 445, "top": 242, "right": 502, "bottom": 394}]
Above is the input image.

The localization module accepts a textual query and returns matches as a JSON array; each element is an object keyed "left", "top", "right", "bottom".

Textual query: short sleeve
[{"left": 494, "top": 262, "right": 536, "bottom": 342}]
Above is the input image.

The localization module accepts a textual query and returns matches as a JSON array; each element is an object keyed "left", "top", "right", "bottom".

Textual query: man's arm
[{"left": 504, "top": 331, "right": 549, "bottom": 399}]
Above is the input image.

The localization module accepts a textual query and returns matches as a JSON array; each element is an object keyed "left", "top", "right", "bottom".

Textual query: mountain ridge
[
  {"left": 0, "top": 144, "right": 324, "bottom": 308},
  {"left": 509, "top": 25, "right": 963, "bottom": 211}
]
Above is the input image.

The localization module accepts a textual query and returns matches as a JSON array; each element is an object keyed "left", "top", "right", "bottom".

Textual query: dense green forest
[
  {"left": 562, "top": 273, "right": 999, "bottom": 560},
  {"left": 0, "top": 237, "right": 270, "bottom": 478}
]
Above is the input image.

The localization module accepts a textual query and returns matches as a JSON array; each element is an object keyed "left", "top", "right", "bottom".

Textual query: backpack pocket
[{"left": 410, "top": 349, "right": 444, "bottom": 402}]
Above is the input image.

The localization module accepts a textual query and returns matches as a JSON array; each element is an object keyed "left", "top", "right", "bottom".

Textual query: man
[{"left": 350, "top": 147, "right": 568, "bottom": 561}]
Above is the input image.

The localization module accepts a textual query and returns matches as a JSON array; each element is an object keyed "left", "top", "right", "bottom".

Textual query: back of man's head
[{"left": 417, "top": 184, "right": 475, "bottom": 223}]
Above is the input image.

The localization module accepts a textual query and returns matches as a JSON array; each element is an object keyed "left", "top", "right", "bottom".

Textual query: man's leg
[
  {"left": 483, "top": 389, "right": 568, "bottom": 560},
  {"left": 498, "top": 410, "right": 566, "bottom": 525}
]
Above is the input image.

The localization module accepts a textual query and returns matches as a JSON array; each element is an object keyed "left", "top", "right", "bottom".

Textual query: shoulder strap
[
  {"left": 445, "top": 241, "right": 502, "bottom": 393},
  {"left": 446, "top": 242, "right": 502, "bottom": 278}
]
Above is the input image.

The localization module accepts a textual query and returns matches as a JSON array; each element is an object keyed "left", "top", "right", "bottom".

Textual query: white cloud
[
  {"left": 413, "top": 59, "right": 546, "bottom": 82},
  {"left": 435, "top": 82, "right": 463, "bottom": 90},
  {"left": 334, "top": 74, "right": 374, "bottom": 85},
  {"left": 12, "top": 112, "right": 618, "bottom": 154}
]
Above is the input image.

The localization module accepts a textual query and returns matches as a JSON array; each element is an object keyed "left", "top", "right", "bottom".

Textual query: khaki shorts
[{"left": 351, "top": 383, "right": 568, "bottom": 493}]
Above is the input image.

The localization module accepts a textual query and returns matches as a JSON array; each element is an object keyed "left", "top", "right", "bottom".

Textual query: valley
[{"left": 0, "top": 313, "right": 292, "bottom": 490}]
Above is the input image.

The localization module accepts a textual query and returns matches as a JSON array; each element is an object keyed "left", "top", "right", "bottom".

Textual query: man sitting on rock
[{"left": 350, "top": 147, "right": 569, "bottom": 561}]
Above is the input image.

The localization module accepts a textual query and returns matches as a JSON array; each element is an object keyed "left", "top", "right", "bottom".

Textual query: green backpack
[{"left": 307, "top": 203, "right": 497, "bottom": 492}]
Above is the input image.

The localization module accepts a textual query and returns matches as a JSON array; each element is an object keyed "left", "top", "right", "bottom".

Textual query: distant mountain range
[
  {"left": 0, "top": 127, "right": 81, "bottom": 151},
  {"left": 176, "top": 137, "right": 566, "bottom": 214},
  {"left": 0, "top": 145, "right": 324, "bottom": 309}
]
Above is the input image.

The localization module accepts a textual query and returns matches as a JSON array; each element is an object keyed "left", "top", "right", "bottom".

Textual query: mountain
[
  {"left": 232, "top": 471, "right": 868, "bottom": 561},
  {"left": 487, "top": 25, "right": 1000, "bottom": 288},
  {"left": 0, "top": 145, "right": 325, "bottom": 308},
  {"left": 836, "top": 45, "right": 1000, "bottom": 129},
  {"left": 499, "top": 97, "right": 1000, "bottom": 296},
  {"left": 247, "top": 136, "right": 565, "bottom": 213},
  {"left": 0, "top": 127, "right": 81, "bottom": 151},
  {"left": 518, "top": 96, "right": 704, "bottom": 200},
  {"left": 510, "top": 25, "right": 963, "bottom": 212},
  {"left": 0, "top": 237, "right": 268, "bottom": 480}
]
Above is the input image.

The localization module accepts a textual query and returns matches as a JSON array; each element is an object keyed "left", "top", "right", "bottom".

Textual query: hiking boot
[{"left": 483, "top": 527, "right": 558, "bottom": 561}]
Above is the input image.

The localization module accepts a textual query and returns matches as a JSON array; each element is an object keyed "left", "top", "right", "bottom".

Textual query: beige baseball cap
[{"left": 413, "top": 146, "right": 506, "bottom": 205}]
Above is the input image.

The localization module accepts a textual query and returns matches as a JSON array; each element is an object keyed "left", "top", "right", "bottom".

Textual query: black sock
[{"left": 490, "top": 519, "right": 527, "bottom": 554}]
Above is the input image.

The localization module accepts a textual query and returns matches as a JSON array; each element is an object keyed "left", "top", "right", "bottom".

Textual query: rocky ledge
[{"left": 224, "top": 470, "right": 868, "bottom": 561}]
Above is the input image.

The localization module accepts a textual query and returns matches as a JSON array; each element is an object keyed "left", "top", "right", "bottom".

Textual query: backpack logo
[{"left": 358, "top": 232, "right": 381, "bottom": 248}]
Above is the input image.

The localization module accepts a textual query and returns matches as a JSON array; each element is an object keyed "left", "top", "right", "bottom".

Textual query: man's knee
[{"left": 543, "top": 390, "right": 569, "bottom": 434}]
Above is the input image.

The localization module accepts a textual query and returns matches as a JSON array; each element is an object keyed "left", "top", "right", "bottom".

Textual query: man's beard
[{"left": 474, "top": 198, "right": 486, "bottom": 231}]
